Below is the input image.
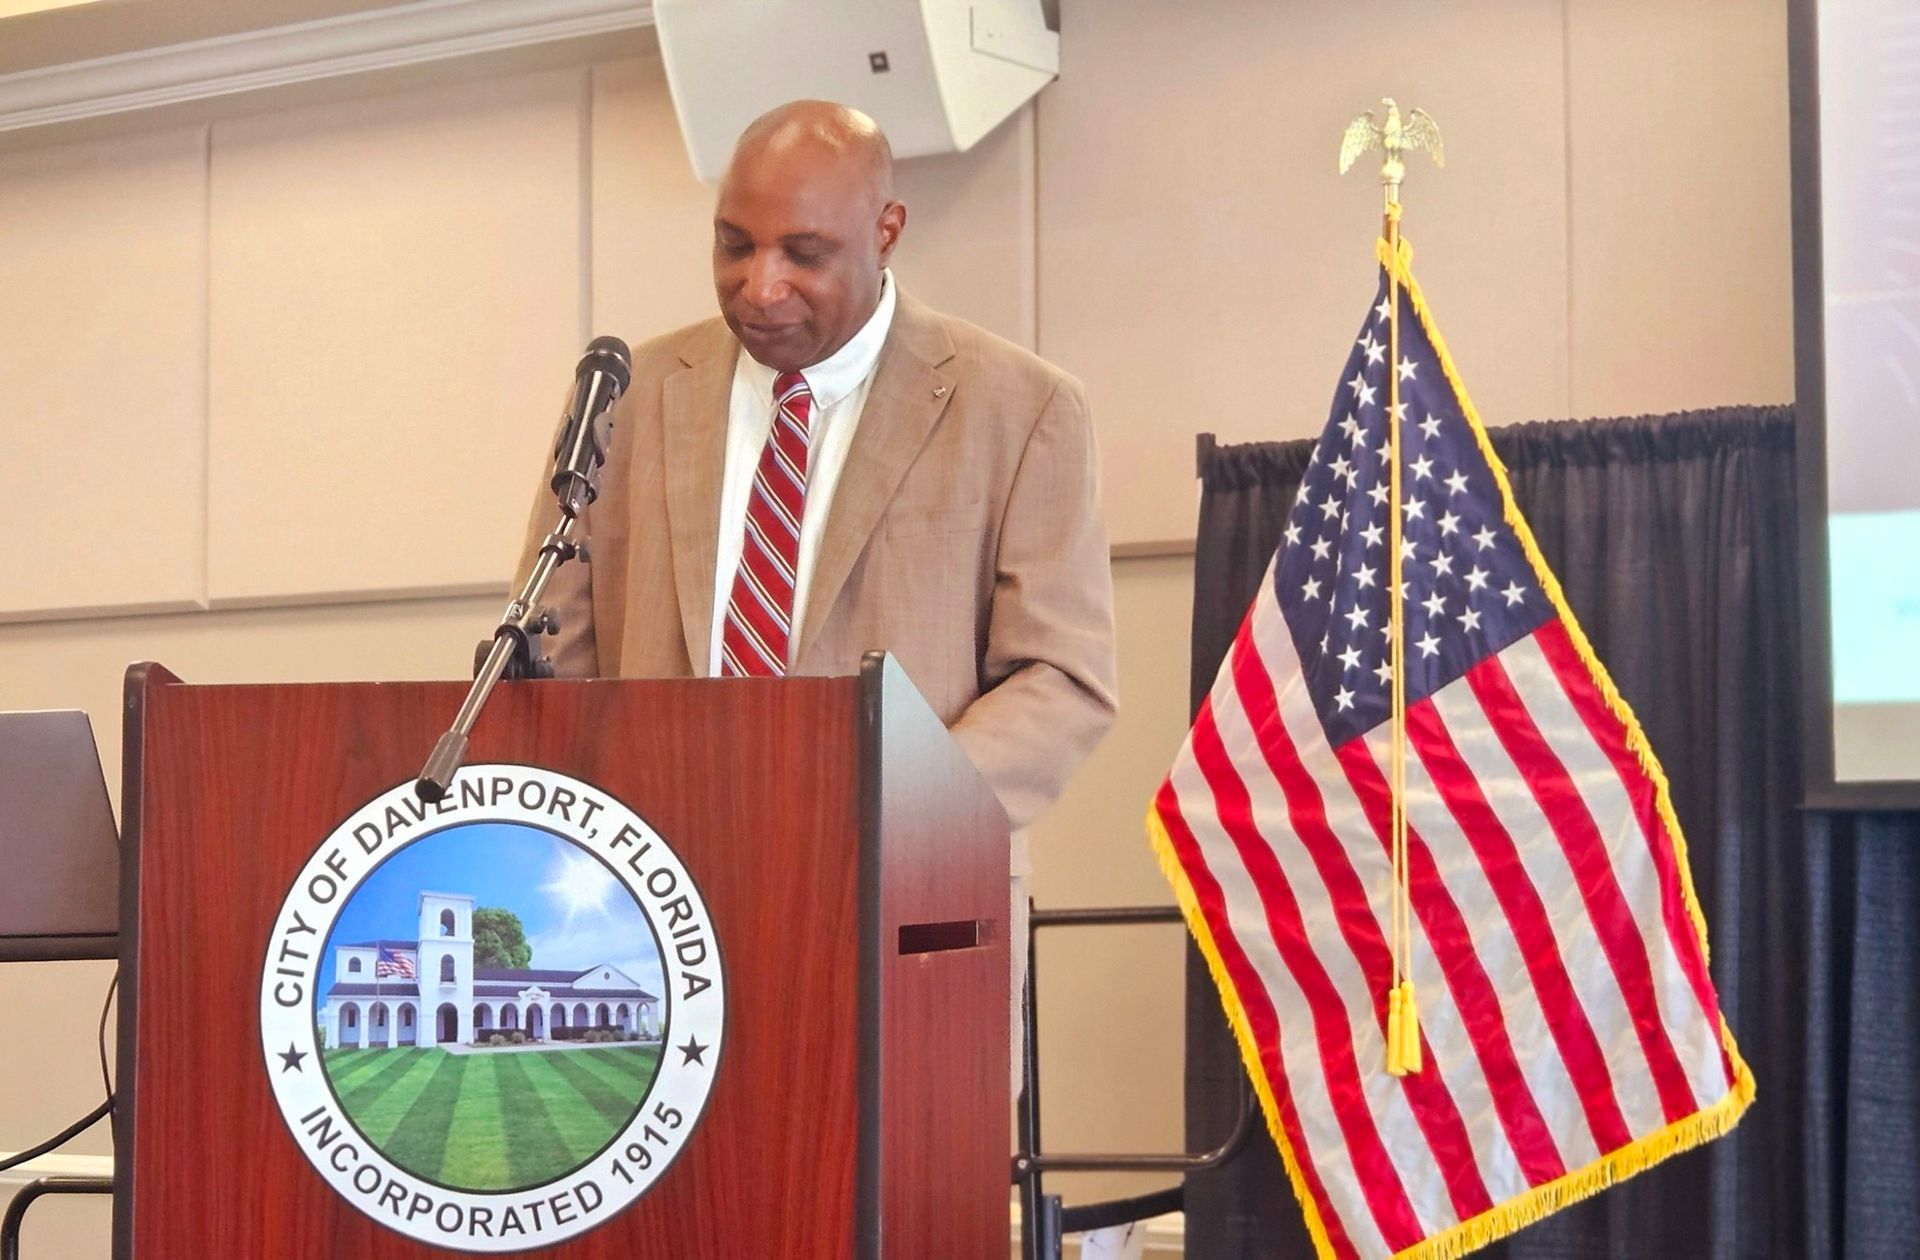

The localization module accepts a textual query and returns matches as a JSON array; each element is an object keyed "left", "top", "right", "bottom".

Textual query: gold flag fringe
[{"left": 1140, "top": 239, "right": 1756, "bottom": 1260}]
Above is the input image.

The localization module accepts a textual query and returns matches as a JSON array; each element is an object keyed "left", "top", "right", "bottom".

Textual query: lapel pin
[{"left": 933, "top": 385, "right": 949, "bottom": 398}]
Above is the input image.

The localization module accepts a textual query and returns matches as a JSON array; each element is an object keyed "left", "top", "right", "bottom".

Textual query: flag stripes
[
  {"left": 1160, "top": 584, "right": 1749, "bottom": 1255},
  {"left": 1153, "top": 779, "right": 1372, "bottom": 1260},
  {"left": 1461, "top": 656, "right": 1701, "bottom": 1126},
  {"left": 1495, "top": 635, "right": 1733, "bottom": 1107},
  {"left": 1220, "top": 611, "right": 1505, "bottom": 1222},
  {"left": 1331, "top": 739, "right": 1577, "bottom": 1189},
  {"left": 1423, "top": 675, "right": 1662, "bottom": 1148},
  {"left": 1399, "top": 701, "right": 1623, "bottom": 1166},
  {"left": 1184, "top": 703, "right": 1433, "bottom": 1248},
  {"left": 1529, "top": 622, "right": 1735, "bottom": 1086}
]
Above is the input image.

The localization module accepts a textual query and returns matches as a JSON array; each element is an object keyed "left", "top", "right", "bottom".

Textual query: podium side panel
[{"left": 864, "top": 656, "right": 1011, "bottom": 1258}]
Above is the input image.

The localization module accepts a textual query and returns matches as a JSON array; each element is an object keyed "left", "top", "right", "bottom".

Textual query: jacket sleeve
[{"left": 948, "top": 373, "right": 1119, "bottom": 834}]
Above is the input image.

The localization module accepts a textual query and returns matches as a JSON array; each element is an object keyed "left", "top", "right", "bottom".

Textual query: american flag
[
  {"left": 375, "top": 947, "right": 416, "bottom": 979},
  {"left": 1150, "top": 243, "right": 1754, "bottom": 1260}
]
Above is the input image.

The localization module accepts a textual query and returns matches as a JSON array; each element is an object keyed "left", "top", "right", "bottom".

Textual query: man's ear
[{"left": 876, "top": 200, "right": 907, "bottom": 267}]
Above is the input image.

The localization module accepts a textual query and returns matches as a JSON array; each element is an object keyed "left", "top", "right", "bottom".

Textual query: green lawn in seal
[{"left": 320, "top": 1045, "right": 663, "bottom": 1192}]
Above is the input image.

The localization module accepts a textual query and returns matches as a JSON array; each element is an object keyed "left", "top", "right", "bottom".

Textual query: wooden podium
[{"left": 113, "top": 653, "right": 1010, "bottom": 1258}]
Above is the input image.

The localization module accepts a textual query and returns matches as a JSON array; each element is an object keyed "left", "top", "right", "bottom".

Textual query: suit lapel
[
  {"left": 795, "top": 295, "right": 957, "bottom": 663},
  {"left": 660, "top": 321, "right": 738, "bottom": 675}
]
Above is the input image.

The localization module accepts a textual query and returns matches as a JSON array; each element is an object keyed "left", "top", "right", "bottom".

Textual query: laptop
[{"left": 0, "top": 710, "right": 119, "bottom": 961}]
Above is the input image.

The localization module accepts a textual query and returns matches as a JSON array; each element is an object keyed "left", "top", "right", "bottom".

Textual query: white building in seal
[{"left": 319, "top": 891, "right": 658, "bottom": 1049}]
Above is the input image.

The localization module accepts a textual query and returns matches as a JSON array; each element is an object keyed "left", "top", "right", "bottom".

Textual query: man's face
[{"left": 712, "top": 148, "right": 901, "bottom": 372}]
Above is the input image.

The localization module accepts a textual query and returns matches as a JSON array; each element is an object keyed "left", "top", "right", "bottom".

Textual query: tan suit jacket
[{"left": 518, "top": 293, "right": 1117, "bottom": 861}]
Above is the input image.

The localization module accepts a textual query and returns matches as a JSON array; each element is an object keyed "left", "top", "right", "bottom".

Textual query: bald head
[
  {"left": 712, "top": 101, "right": 907, "bottom": 371},
  {"left": 729, "top": 100, "right": 895, "bottom": 202}
]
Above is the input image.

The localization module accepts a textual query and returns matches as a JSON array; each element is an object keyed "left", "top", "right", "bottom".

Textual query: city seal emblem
[{"left": 258, "top": 764, "right": 724, "bottom": 1252}]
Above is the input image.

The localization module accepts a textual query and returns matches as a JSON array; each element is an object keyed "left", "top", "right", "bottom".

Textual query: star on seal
[
  {"left": 678, "top": 1037, "right": 708, "bottom": 1067},
  {"left": 278, "top": 1043, "right": 308, "bottom": 1073}
]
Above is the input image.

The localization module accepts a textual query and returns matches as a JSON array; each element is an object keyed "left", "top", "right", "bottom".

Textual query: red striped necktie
[{"left": 720, "top": 371, "right": 814, "bottom": 677}]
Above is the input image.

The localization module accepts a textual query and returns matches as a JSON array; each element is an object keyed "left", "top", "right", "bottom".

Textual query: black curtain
[{"left": 1181, "top": 407, "right": 1920, "bottom": 1259}]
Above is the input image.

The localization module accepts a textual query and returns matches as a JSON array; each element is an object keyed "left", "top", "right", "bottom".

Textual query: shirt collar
[{"left": 735, "top": 269, "right": 897, "bottom": 409}]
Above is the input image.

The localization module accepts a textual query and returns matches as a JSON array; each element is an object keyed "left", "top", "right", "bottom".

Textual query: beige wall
[{"left": 0, "top": 1, "right": 1793, "bottom": 1249}]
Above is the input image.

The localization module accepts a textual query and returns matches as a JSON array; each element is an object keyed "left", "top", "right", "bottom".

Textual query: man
[{"left": 518, "top": 100, "right": 1115, "bottom": 1078}]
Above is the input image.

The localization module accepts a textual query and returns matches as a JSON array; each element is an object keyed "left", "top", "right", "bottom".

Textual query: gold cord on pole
[
  {"left": 1384, "top": 200, "right": 1418, "bottom": 1077},
  {"left": 1342, "top": 98, "right": 1442, "bottom": 1077}
]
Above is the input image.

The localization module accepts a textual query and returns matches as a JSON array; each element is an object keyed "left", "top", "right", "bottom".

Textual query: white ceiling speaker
[{"left": 655, "top": 0, "right": 1058, "bottom": 182}]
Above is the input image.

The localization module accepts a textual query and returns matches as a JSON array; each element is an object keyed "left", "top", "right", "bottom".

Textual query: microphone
[{"left": 550, "top": 335, "right": 632, "bottom": 518}]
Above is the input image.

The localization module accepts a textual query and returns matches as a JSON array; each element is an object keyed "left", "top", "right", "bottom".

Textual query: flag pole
[
  {"left": 1341, "top": 98, "right": 1443, "bottom": 1076},
  {"left": 1384, "top": 190, "right": 1416, "bottom": 1078}
]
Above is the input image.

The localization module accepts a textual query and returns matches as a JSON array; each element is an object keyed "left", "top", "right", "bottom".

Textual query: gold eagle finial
[{"left": 1340, "top": 97, "right": 1444, "bottom": 207}]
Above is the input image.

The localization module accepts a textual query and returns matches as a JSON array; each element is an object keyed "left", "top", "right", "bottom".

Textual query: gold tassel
[
  {"left": 1397, "top": 981, "right": 1422, "bottom": 1074},
  {"left": 1386, "top": 984, "right": 1406, "bottom": 1076}
]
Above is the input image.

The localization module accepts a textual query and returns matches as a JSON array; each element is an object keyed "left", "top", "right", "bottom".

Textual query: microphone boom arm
[
  {"left": 415, "top": 512, "right": 580, "bottom": 801},
  {"left": 415, "top": 336, "right": 631, "bottom": 802}
]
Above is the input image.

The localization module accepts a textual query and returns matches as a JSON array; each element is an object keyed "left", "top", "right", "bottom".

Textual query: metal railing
[
  {"left": 1012, "top": 904, "right": 1256, "bottom": 1260},
  {"left": 0, "top": 1176, "right": 112, "bottom": 1260}
]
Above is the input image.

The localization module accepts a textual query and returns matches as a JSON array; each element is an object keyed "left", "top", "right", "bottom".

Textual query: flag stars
[
  {"left": 1275, "top": 295, "right": 1563, "bottom": 743},
  {"left": 1375, "top": 295, "right": 1393, "bottom": 323}
]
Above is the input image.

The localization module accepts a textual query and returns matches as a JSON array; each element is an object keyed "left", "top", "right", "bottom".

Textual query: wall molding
[{"left": 0, "top": 0, "right": 656, "bottom": 134}]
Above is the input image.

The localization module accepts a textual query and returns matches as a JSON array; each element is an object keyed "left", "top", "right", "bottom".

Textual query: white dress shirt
[{"left": 707, "top": 270, "right": 898, "bottom": 676}]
